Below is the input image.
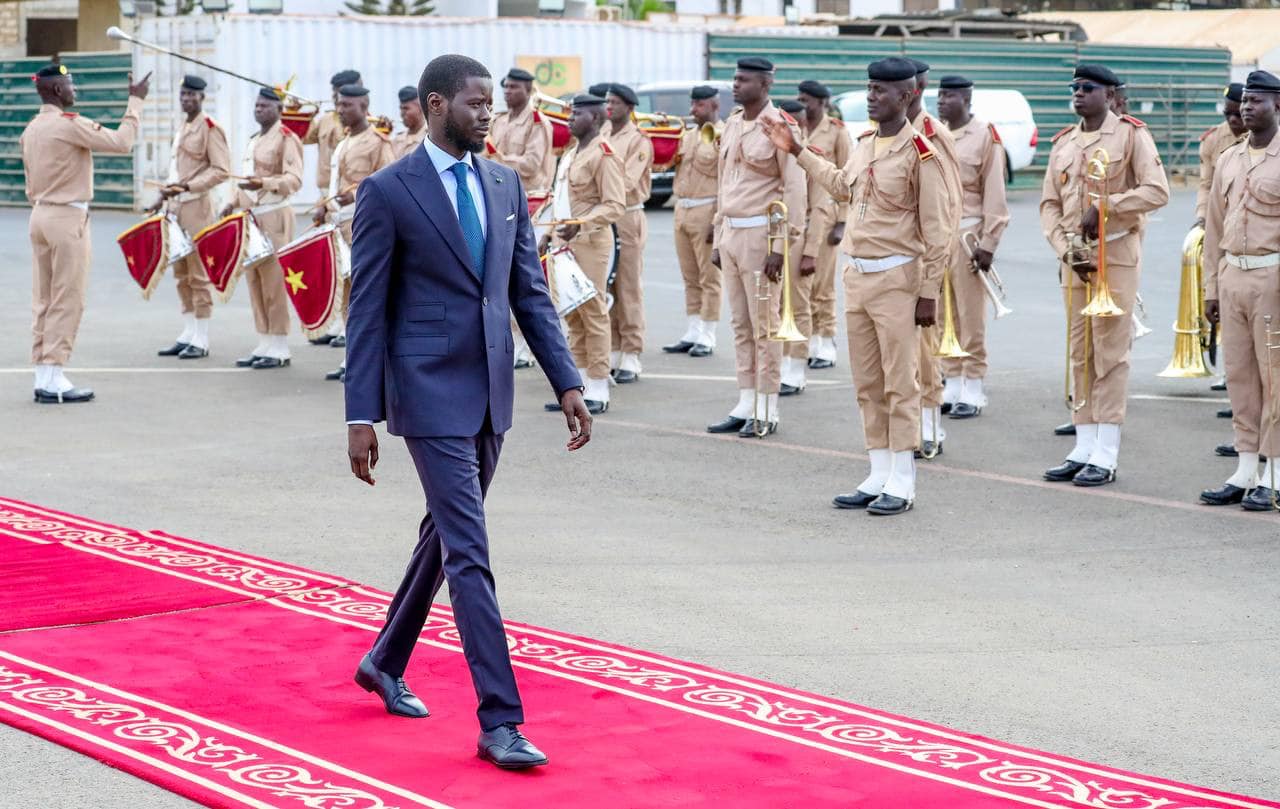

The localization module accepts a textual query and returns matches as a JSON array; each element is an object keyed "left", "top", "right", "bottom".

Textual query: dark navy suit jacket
[{"left": 344, "top": 144, "right": 580, "bottom": 437}]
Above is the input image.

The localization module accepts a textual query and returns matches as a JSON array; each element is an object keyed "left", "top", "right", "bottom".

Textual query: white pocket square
[{"left": 505, "top": 213, "right": 516, "bottom": 221}]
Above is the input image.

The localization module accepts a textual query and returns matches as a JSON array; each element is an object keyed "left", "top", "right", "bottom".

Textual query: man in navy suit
[{"left": 344, "top": 54, "right": 592, "bottom": 770}]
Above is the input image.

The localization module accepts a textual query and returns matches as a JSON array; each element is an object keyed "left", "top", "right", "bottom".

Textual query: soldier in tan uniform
[
  {"left": 604, "top": 83, "right": 654, "bottom": 384},
  {"left": 1197, "top": 83, "right": 1247, "bottom": 228},
  {"left": 790, "top": 80, "right": 852, "bottom": 388},
  {"left": 707, "top": 57, "right": 805, "bottom": 439},
  {"left": 391, "top": 85, "right": 426, "bottom": 160},
  {"left": 763, "top": 56, "right": 949, "bottom": 515},
  {"left": 220, "top": 88, "right": 303, "bottom": 369},
  {"left": 935, "top": 75, "right": 1010, "bottom": 419},
  {"left": 663, "top": 85, "right": 722, "bottom": 358},
  {"left": 1040, "top": 63, "right": 1169, "bottom": 487},
  {"left": 1201, "top": 70, "right": 1280, "bottom": 512},
  {"left": 21, "top": 63, "right": 149, "bottom": 403},
  {"left": 316, "top": 84, "right": 394, "bottom": 382},
  {"left": 537, "top": 94, "right": 624, "bottom": 414},
  {"left": 153, "top": 75, "right": 230, "bottom": 360}
]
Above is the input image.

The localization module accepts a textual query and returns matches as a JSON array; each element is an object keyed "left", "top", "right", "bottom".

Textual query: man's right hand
[
  {"left": 218, "top": 204, "right": 233, "bottom": 219},
  {"left": 560, "top": 389, "right": 593, "bottom": 452},
  {"left": 711, "top": 248, "right": 721, "bottom": 268},
  {"left": 128, "top": 71, "right": 152, "bottom": 100},
  {"left": 1206, "top": 299, "right": 1220, "bottom": 325},
  {"left": 348, "top": 424, "right": 378, "bottom": 486},
  {"left": 1073, "top": 264, "right": 1097, "bottom": 285},
  {"left": 556, "top": 223, "right": 580, "bottom": 242},
  {"left": 759, "top": 116, "right": 800, "bottom": 156},
  {"left": 312, "top": 210, "right": 326, "bottom": 227},
  {"left": 1195, "top": 218, "right": 1206, "bottom": 229}
]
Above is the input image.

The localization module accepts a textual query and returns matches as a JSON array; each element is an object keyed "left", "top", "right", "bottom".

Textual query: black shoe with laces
[
  {"left": 478, "top": 723, "right": 548, "bottom": 770},
  {"left": 353, "top": 653, "right": 428, "bottom": 718}
]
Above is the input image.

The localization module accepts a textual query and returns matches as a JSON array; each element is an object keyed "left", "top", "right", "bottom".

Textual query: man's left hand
[
  {"left": 335, "top": 191, "right": 355, "bottom": 207},
  {"left": 560, "top": 389, "right": 592, "bottom": 451},
  {"left": 1081, "top": 204, "right": 1101, "bottom": 242},
  {"left": 915, "top": 297, "right": 938, "bottom": 327},
  {"left": 160, "top": 183, "right": 187, "bottom": 199},
  {"left": 239, "top": 177, "right": 264, "bottom": 191},
  {"left": 799, "top": 255, "right": 817, "bottom": 277},
  {"left": 827, "top": 222, "right": 845, "bottom": 246},
  {"left": 556, "top": 223, "right": 580, "bottom": 242},
  {"left": 973, "top": 248, "right": 994, "bottom": 271},
  {"left": 764, "top": 251, "right": 784, "bottom": 283}
]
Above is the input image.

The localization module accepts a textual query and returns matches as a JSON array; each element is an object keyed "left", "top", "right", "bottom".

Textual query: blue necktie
[{"left": 449, "top": 162, "right": 485, "bottom": 279}]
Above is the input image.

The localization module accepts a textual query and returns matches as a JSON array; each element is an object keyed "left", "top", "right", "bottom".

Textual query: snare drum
[
  {"left": 164, "top": 214, "right": 194, "bottom": 264},
  {"left": 546, "top": 246, "right": 599, "bottom": 318},
  {"left": 336, "top": 228, "right": 352, "bottom": 279},
  {"left": 242, "top": 214, "right": 275, "bottom": 269}
]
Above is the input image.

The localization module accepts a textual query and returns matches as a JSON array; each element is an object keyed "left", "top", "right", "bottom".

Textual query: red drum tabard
[
  {"left": 116, "top": 213, "right": 192, "bottom": 300},
  {"left": 277, "top": 224, "right": 341, "bottom": 339},
  {"left": 280, "top": 105, "right": 318, "bottom": 140},
  {"left": 192, "top": 212, "right": 256, "bottom": 302},
  {"left": 638, "top": 116, "right": 683, "bottom": 172},
  {"left": 526, "top": 194, "right": 548, "bottom": 219}
]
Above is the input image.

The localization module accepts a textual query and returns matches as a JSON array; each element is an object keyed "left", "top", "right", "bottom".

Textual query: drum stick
[{"left": 306, "top": 184, "right": 360, "bottom": 214}]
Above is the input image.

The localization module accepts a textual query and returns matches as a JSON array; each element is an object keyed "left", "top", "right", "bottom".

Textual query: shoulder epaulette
[
  {"left": 922, "top": 116, "right": 936, "bottom": 138},
  {"left": 205, "top": 116, "right": 217, "bottom": 130},
  {"left": 728, "top": 108, "right": 743, "bottom": 118},
  {"left": 61, "top": 112, "right": 78, "bottom": 119},
  {"left": 912, "top": 134, "right": 934, "bottom": 160},
  {"left": 831, "top": 118, "right": 845, "bottom": 128},
  {"left": 1051, "top": 125, "right": 1074, "bottom": 143},
  {"left": 1199, "top": 125, "right": 1216, "bottom": 142},
  {"left": 600, "top": 141, "right": 613, "bottom": 156},
  {"left": 987, "top": 122, "right": 1002, "bottom": 144},
  {"left": 532, "top": 109, "right": 542, "bottom": 123},
  {"left": 779, "top": 110, "right": 797, "bottom": 126},
  {"left": 1122, "top": 114, "right": 1147, "bottom": 128},
  {"left": 858, "top": 128, "right": 875, "bottom": 140}
]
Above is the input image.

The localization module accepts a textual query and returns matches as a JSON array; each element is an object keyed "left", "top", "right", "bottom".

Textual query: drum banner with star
[
  {"left": 193, "top": 212, "right": 250, "bottom": 303},
  {"left": 115, "top": 215, "right": 169, "bottom": 300},
  {"left": 276, "top": 226, "right": 340, "bottom": 339}
]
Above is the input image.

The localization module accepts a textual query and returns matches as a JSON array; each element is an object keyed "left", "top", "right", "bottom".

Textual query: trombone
[
  {"left": 1080, "top": 148, "right": 1125, "bottom": 319},
  {"left": 755, "top": 200, "right": 806, "bottom": 436},
  {"left": 961, "top": 230, "right": 1012, "bottom": 320}
]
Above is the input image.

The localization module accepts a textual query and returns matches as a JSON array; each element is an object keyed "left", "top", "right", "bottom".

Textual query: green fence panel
[{"left": 0, "top": 51, "right": 134, "bottom": 209}]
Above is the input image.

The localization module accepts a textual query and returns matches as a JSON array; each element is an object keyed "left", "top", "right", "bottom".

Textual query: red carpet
[{"left": 0, "top": 497, "right": 1274, "bottom": 809}]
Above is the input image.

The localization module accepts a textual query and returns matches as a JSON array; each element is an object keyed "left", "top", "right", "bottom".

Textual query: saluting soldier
[
  {"left": 761, "top": 56, "right": 948, "bottom": 515},
  {"left": 935, "top": 75, "right": 1010, "bottom": 419},
  {"left": 391, "top": 85, "right": 427, "bottom": 160},
  {"left": 155, "top": 74, "right": 230, "bottom": 360},
  {"left": 791, "top": 79, "right": 852, "bottom": 386},
  {"left": 537, "top": 94, "right": 624, "bottom": 414},
  {"left": 21, "top": 63, "right": 150, "bottom": 403},
  {"left": 664, "top": 85, "right": 722, "bottom": 358},
  {"left": 706, "top": 57, "right": 806, "bottom": 439},
  {"left": 1197, "top": 83, "right": 1247, "bottom": 229},
  {"left": 603, "top": 83, "right": 653, "bottom": 384},
  {"left": 316, "top": 84, "right": 394, "bottom": 382},
  {"left": 1040, "top": 63, "right": 1169, "bottom": 487},
  {"left": 1200, "top": 70, "right": 1280, "bottom": 512},
  {"left": 221, "top": 88, "right": 303, "bottom": 369}
]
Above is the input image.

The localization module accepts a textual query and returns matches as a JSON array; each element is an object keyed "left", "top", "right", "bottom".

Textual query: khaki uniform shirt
[
  {"left": 169, "top": 112, "right": 231, "bottom": 200},
  {"left": 336, "top": 127, "right": 394, "bottom": 192},
  {"left": 489, "top": 105, "right": 556, "bottom": 194},
  {"left": 1197, "top": 120, "right": 1246, "bottom": 222},
  {"left": 551, "top": 137, "right": 625, "bottom": 235},
  {"left": 672, "top": 123, "right": 720, "bottom": 203},
  {"left": 951, "top": 116, "right": 1011, "bottom": 253},
  {"left": 912, "top": 110, "right": 962, "bottom": 238},
  {"left": 21, "top": 97, "right": 143, "bottom": 204},
  {"left": 606, "top": 120, "right": 654, "bottom": 208},
  {"left": 1040, "top": 112, "right": 1169, "bottom": 262},
  {"left": 391, "top": 125, "right": 426, "bottom": 161},
  {"left": 800, "top": 113, "right": 853, "bottom": 258},
  {"left": 233, "top": 120, "right": 303, "bottom": 211},
  {"left": 797, "top": 124, "right": 950, "bottom": 299},
  {"left": 1203, "top": 134, "right": 1280, "bottom": 299},
  {"left": 304, "top": 111, "right": 344, "bottom": 191},
  {"left": 714, "top": 103, "right": 806, "bottom": 242}
]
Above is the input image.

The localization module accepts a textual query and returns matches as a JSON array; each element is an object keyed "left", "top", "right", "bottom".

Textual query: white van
[{"left": 833, "top": 88, "right": 1038, "bottom": 176}]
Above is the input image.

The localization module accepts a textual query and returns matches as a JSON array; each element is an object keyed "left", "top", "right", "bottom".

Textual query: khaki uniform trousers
[
  {"left": 940, "top": 223, "right": 989, "bottom": 380},
  {"left": 845, "top": 259, "right": 922, "bottom": 451},
  {"left": 172, "top": 197, "right": 216, "bottom": 318},
  {"left": 721, "top": 223, "right": 782, "bottom": 394},
  {"left": 1064, "top": 235, "right": 1141, "bottom": 426},
  {"left": 29, "top": 204, "right": 91, "bottom": 366},
  {"left": 1220, "top": 262, "right": 1280, "bottom": 457},
  {"left": 809, "top": 205, "right": 840, "bottom": 339},
  {"left": 673, "top": 202, "right": 720, "bottom": 321},
  {"left": 563, "top": 227, "right": 614, "bottom": 381},
  {"left": 340, "top": 219, "right": 353, "bottom": 323},
  {"left": 610, "top": 208, "right": 646, "bottom": 355},
  {"left": 246, "top": 209, "right": 295, "bottom": 336}
]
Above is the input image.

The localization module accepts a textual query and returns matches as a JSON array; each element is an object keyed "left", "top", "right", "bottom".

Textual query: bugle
[
  {"left": 1157, "top": 225, "right": 1212, "bottom": 378},
  {"left": 754, "top": 200, "right": 806, "bottom": 436},
  {"left": 961, "top": 230, "right": 1011, "bottom": 320}
]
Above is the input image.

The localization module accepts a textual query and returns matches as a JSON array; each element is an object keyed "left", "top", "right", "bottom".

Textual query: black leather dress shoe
[
  {"left": 1218, "top": 408, "right": 1233, "bottom": 419},
  {"left": 707, "top": 416, "right": 747, "bottom": 434},
  {"left": 34, "top": 387, "right": 94, "bottom": 404},
  {"left": 949, "top": 402, "right": 981, "bottom": 419},
  {"left": 662, "top": 339, "right": 694, "bottom": 354},
  {"left": 613, "top": 369, "right": 638, "bottom": 384},
  {"left": 940, "top": 402, "right": 953, "bottom": 415},
  {"left": 1210, "top": 381, "right": 1226, "bottom": 391},
  {"left": 914, "top": 441, "right": 942, "bottom": 460},
  {"left": 1072, "top": 464, "right": 1116, "bottom": 487},
  {"left": 808, "top": 357, "right": 834, "bottom": 370},
  {"left": 585, "top": 399, "right": 608, "bottom": 415},
  {"left": 478, "top": 723, "right": 548, "bottom": 770},
  {"left": 688, "top": 343, "right": 713, "bottom": 357},
  {"left": 1241, "top": 486, "right": 1279, "bottom": 512},
  {"left": 833, "top": 490, "right": 878, "bottom": 509},
  {"left": 158, "top": 342, "right": 190, "bottom": 357},
  {"left": 1200, "top": 483, "right": 1247, "bottom": 506},
  {"left": 251, "top": 357, "right": 290, "bottom": 369},
  {"left": 1054, "top": 422, "right": 1077, "bottom": 436},
  {"left": 177, "top": 345, "right": 208, "bottom": 360},
  {"left": 514, "top": 358, "right": 535, "bottom": 369},
  {"left": 330, "top": 334, "right": 347, "bottom": 348},
  {"left": 354, "top": 653, "right": 429, "bottom": 718},
  {"left": 779, "top": 383, "right": 804, "bottom": 396},
  {"left": 309, "top": 335, "right": 335, "bottom": 346},
  {"left": 325, "top": 367, "right": 345, "bottom": 382},
  {"left": 1044, "top": 459, "right": 1086, "bottom": 482},
  {"left": 235, "top": 355, "right": 264, "bottom": 368},
  {"left": 1214, "top": 443, "right": 1239, "bottom": 457},
  {"left": 737, "top": 419, "right": 777, "bottom": 438},
  {"left": 866, "top": 493, "right": 912, "bottom": 516}
]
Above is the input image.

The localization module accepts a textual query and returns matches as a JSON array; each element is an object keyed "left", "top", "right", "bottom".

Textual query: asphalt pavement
[{"left": 0, "top": 185, "right": 1277, "bottom": 807}]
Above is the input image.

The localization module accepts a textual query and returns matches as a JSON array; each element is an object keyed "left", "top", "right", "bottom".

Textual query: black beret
[
  {"left": 778, "top": 100, "right": 804, "bottom": 115},
  {"left": 1245, "top": 70, "right": 1280, "bottom": 94},
  {"left": 338, "top": 84, "right": 369, "bottom": 98},
  {"left": 258, "top": 87, "right": 282, "bottom": 102},
  {"left": 588, "top": 83, "right": 612, "bottom": 98},
  {"left": 910, "top": 59, "right": 930, "bottom": 75},
  {"left": 34, "top": 63, "right": 68, "bottom": 79},
  {"left": 1073, "top": 63, "right": 1121, "bottom": 87},
  {"left": 330, "top": 69, "right": 360, "bottom": 87},
  {"left": 867, "top": 57, "right": 917, "bottom": 83},
  {"left": 1225, "top": 82, "right": 1244, "bottom": 103},
  {"left": 690, "top": 85, "right": 718, "bottom": 101},
  {"left": 572, "top": 94, "right": 606, "bottom": 108},
  {"left": 737, "top": 57, "right": 774, "bottom": 73},
  {"left": 609, "top": 83, "right": 638, "bottom": 106},
  {"left": 939, "top": 75, "right": 973, "bottom": 90},
  {"left": 797, "top": 80, "right": 830, "bottom": 99},
  {"left": 181, "top": 75, "right": 207, "bottom": 92},
  {"left": 504, "top": 68, "right": 535, "bottom": 84},
  {"left": 398, "top": 85, "right": 418, "bottom": 104}
]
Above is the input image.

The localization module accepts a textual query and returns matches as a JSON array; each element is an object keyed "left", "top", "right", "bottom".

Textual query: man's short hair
[{"left": 418, "top": 54, "right": 491, "bottom": 108}]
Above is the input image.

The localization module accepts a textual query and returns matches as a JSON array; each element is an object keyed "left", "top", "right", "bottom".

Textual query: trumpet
[
  {"left": 933, "top": 265, "right": 970, "bottom": 359},
  {"left": 961, "top": 231, "right": 1011, "bottom": 320},
  {"left": 754, "top": 200, "right": 806, "bottom": 436}
]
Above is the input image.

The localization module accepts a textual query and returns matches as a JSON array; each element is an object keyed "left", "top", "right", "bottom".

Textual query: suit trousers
[
  {"left": 673, "top": 203, "right": 720, "bottom": 321},
  {"left": 563, "top": 227, "right": 613, "bottom": 381},
  {"left": 370, "top": 426, "right": 524, "bottom": 731},
  {"left": 1221, "top": 263, "right": 1280, "bottom": 456},
  {"left": 29, "top": 204, "right": 90, "bottom": 366},
  {"left": 810, "top": 207, "right": 840, "bottom": 339},
  {"left": 611, "top": 208, "right": 646, "bottom": 355},
  {"left": 1064, "top": 237, "right": 1140, "bottom": 426},
  {"left": 721, "top": 223, "right": 782, "bottom": 394},
  {"left": 172, "top": 197, "right": 216, "bottom": 318},
  {"left": 845, "top": 260, "right": 922, "bottom": 452},
  {"left": 940, "top": 223, "right": 989, "bottom": 380},
  {"left": 245, "top": 208, "right": 294, "bottom": 337}
]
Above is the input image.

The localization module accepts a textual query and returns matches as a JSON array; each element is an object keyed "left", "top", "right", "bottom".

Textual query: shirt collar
[{"left": 422, "top": 135, "right": 475, "bottom": 177}]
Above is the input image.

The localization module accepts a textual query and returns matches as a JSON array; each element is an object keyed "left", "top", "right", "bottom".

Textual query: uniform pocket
[{"left": 1246, "top": 178, "right": 1280, "bottom": 216}]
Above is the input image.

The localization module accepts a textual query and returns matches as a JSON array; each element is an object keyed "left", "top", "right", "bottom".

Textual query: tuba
[{"left": 1157, "top": 225, "right": 1213, "bottom": 378}]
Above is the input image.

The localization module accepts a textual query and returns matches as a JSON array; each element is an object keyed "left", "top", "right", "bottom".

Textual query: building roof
[{"left": 1025, "top": 9, "right": 1280, "bottom": 66}]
